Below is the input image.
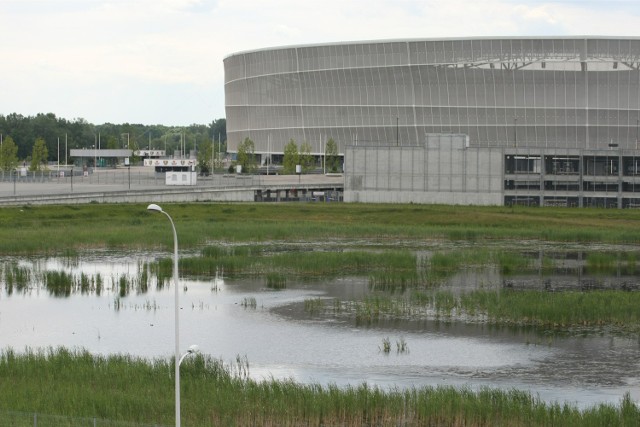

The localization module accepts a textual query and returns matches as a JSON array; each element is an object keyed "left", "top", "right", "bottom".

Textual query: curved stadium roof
[{"left": 224, "top": 37, "right": 640, "bottom": 153}]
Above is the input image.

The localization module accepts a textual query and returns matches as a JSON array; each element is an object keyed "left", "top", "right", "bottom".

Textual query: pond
[{"left": 0, "top": 248, "right": 638, "bottom": 410}]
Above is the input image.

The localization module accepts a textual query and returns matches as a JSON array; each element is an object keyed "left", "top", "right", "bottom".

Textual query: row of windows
[
  {"left": 225, "top": 39, "right": 640, "bottom": 82},
  {"left": 230, "top": 105, "right": 640, "bottom": 130},
  {"left": 226, "top": 124, "right": 640, "bottom": 152},
  {"left": 226, "top": 66, "right": 640, "bottom": 109}
]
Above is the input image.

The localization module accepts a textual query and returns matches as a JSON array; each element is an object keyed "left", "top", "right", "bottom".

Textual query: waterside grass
[
  {"left": 0, "top": 348, "right": 638, "bottom": 427},
  {"left": 180, "top": 247, "right": 420, "bottom": 280},
  {"left": 457, "top": 289, "right": 640, "bottom": 329},
  {"left": 333, "top": 289, "right": 640, "bottom": 332},
  {"left": 3, "top": 203, "right": 640, "bottom": 254}
]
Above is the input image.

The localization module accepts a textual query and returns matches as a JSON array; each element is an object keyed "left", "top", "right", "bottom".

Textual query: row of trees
[
  {"left": 1, "top": 113, "right": 344, "bottom": 175},
  {"left": 0, "top": 113, "right": 227, "bottom": 171},
  {"left": 0, "top": 136, "right": 48, "bottom": 172},
  {"left": 234, "top": 137, "right": 340, "bottom": 174}
]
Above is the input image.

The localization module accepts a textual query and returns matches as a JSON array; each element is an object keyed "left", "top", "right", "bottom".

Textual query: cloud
[{"left": 1, "top": 0, "right": 639, "bottom": 125}]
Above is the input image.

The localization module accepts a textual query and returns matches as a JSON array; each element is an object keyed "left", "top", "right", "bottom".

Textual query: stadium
[{"left": 224, "top": 37, "right": 640, "bottom": 207}]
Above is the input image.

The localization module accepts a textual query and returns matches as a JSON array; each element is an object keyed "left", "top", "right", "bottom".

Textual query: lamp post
[
  {"left": 178, "top": 344, "right": 200, "bottom": 366},
  {"left": 146, "top": 203, "right": 182, "bottom": 427}
]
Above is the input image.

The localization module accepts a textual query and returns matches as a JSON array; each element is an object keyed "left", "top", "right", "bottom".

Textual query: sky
[{"left": 1, "top": 0, "right": 640, "bottom": 126}]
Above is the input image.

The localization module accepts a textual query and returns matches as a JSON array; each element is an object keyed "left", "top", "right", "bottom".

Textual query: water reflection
[{"left": 0, "top": 249, "right": 638, "bottom": 410}]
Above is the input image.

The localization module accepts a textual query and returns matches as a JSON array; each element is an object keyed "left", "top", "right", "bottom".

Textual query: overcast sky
[{"left": 1, "top": 0, "right": 639, "bottom": 126}]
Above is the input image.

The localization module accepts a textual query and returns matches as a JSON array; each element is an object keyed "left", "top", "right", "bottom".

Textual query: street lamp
[
  {"left": 146, "top": 203, "right": 183, "bottom": 427},
  {"left": 179, "top": 344, "right": 200, "bottom": 366}
]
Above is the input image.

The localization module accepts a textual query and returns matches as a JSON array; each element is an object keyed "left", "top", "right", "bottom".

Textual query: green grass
[
  {"left": 3, "top": 203, "right": 640, "bottom": 254},
  {"left": 3, "top": 202, "right": 640, "bottom": 424},
  {"left": 332, "top": 288, "right": 640, "bottom": 332},
  {"left": 0, "top": 348, "right": 638, "bottom": 427},
  {"left": 457, "top": 289, "right": 640, "bottom": 329},
  {"left": 180, "top": 247, "right": 419, "bottom": 279}
]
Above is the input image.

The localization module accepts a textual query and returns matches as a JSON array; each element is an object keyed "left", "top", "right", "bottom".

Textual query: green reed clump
[
  {"left": 266, "top": 250, "right": 416, "bottom": 278},
  {"left": 178, "top": 248, "right": 419, "bottom": 282},
  {"left": 349, "top": 295, "right": 414, "bottom": 324},
  {"left": 396, "top": 337, "right": 409, "bottom": 354},
  {"left": 0, "top": 347, "right": 637, "bottom": 426},
  {"left": 380, "top": 337, "right": 391, "bottom": 354},
  {"left": 117, "top": 274, "right": 129, "bottom": 297},
  {"left": 369, "top": 270, "right": 422, "bottom": 291},
  {"left": 432, "top": 291, "right": 458, "bottom": 316},
  {"left": 3, "top": 262, "right": 30, "bottom": 294},
  {"left": 149, "top": 258, "right": 172, "bottom": 288},
  {"left": 585, "top": 252, "right": 639, "bottom": 275},
  {"left": 95, "top": 272, "right": 103, "bottom": 295},
  {"left": 201, "top": 244, "right": 262, "bottom": 259},
  {"left": 304, "top": 297, "right": 325, "bottom": 314},
  {"left": 78, "top": 272, "right": 92, "bottom": 294},
  {"left": 241, "top": 297, "right": 257, "bottom": 309},
  {"left": 495, "top": 251, "right": 531, "bottom": 275},
  {"left": 266, "top": 272, "right": 287, "bottom": 289},
  {"left": 427, "top": 252, "right": 462, "bottom": 283},
  {"left": 137, "top": 262, "right": 149, "bottom": 293},
  {"left": 457, "top": 289, "right": 640, "bottom": 329},
  {"left": 43, "top": 271, "right": 74, "bottom": 297}
]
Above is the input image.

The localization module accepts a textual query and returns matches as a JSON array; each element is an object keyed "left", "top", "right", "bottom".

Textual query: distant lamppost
[
  {"left": 125, "top": 157, "right": 130, "bottom": 190},
  {"left": 146, "top": 203, "right": 183, "bottom": 427}
]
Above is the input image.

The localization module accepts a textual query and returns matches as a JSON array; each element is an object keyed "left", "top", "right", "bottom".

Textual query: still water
[{"left": 0, "top": 251, "right": 638, "bottom": 410}]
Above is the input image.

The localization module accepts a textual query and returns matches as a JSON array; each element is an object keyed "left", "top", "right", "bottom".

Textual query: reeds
[
  {"left": 266, "top": 272, "right": 287, "bottom": 289},
  {"left": 241, "top": 297, "right": 257, "bottom": 309},
  {"left": 454, "top": 289, "right": 640, "bottom": 329},
  {"left": 0, "top": 348, "right": 637, "bottom": 426},
  {"left": 3, "top": 262, "right": 30, "bottom": 294},
  {"left": 177, "top": 247, "right": 421, "bottom": 286},
  {"left": 304, "top": 297, "right": 325, "bottom": 314}
]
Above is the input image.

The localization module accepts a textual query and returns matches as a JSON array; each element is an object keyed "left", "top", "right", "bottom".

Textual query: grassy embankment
[{"left": 0, "top": 348, "right": 638, "bottom": 427}]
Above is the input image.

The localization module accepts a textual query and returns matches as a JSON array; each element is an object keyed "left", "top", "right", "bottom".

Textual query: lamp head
[
  {"left": 147, "top": 203, "right": 162, "bottom": 213},
  {"left": 187, "top": 344, "right": 200, "bottom": 354}
]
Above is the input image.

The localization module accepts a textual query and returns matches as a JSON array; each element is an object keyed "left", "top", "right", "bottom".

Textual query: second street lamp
[{"left": 146, "top": 203, "right": 182, "bottom": 427}]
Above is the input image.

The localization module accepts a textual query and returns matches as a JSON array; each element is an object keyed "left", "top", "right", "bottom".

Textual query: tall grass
[
  {"left": 457, "top": 289, "right": 640, "bottom": 329},
  {"left": 3, "top": 203, "right": 640, "bottom": 255},
  {"left": 332, "top": 288, "right": 640, "bottom": 331},
  {"left": 0, "top": 348, "right": 637, "bottom": 427},
  {"left": 3, "top": 262, "right": 30, "bottom": 294},
  {"left": 179, "top": 247, "right": 420, "bottom": 281}
]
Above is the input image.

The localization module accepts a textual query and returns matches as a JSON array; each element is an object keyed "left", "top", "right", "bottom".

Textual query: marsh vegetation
[
  {"left": 0, "top": 348, "right": 638, "bottom": 427},
  {"left": 1, "top": 203, "right": 640, "bottom": 425}
]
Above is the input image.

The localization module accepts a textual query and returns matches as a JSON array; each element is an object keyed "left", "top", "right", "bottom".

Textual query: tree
[
  {"left": 325, "top": 138, "right": 340, "bottom": 173},
  {"left": 0, "top": 136, "right": 19, "bottom": 172},
  {"left": 236, "top": 137, "right": 255, "bottom": 173},
  {"left": 210, "top": 118, "right": 226, "bottom": 143},
  {"left": 283, "top": 139, "right": 299, "bottom": 174},
  {"left": 29, "top": 137, "right": 48, "bottom": 172},
  {"left": 197, "top": 140, "right": 213, "bottom": 175},
  {"left": 299, "top": 141, "right": 314, "bottom": 173}
]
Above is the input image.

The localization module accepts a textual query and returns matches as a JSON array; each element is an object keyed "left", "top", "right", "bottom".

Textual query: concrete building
[{"left": 225, "top": 37, "right": 640, "bottom": 207}]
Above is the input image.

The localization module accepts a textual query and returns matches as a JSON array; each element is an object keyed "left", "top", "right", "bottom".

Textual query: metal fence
[
  {"left": 0, "top": 411, "right": 168, "bottom": 427},
  {"left": 0, "top": 169, "right": 263, "bottom": 189}
]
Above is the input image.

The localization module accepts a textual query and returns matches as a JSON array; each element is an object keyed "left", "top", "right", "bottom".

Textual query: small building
[{"left": 69, "top": 149, "right": 132, "bottom": 168}]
